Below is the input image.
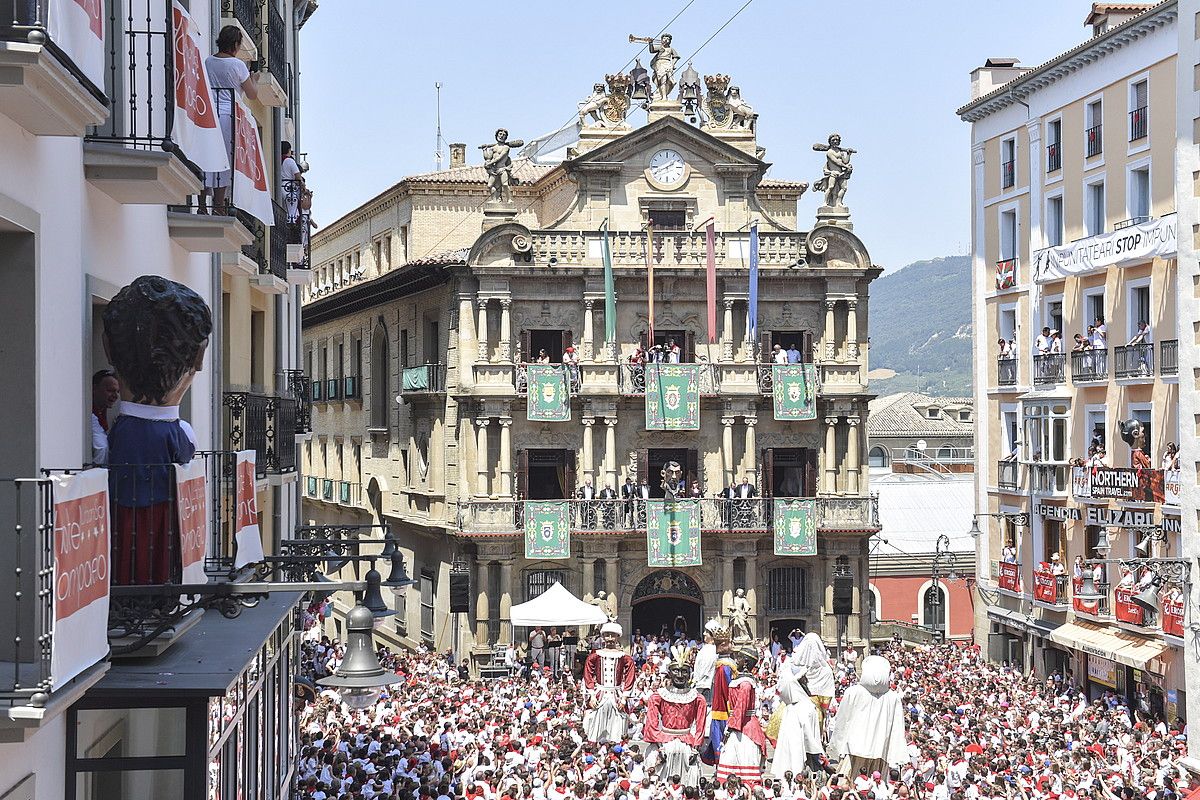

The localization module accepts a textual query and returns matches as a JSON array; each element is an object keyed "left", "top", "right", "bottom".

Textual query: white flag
[
  {"left": 233, "top": 450, "right": 264, "bottom": 569},
  {"left": 47, "top": 0, "right": 105, "bottom": 91},
  {"left": 170, "top": 1, "right": 229, "bottom": 172},
  {"left": 174, "top": 458, "right": 209, "bottom": 587},
  {"left": 232, "top": 97, "right": 275, "bottom": 226}
]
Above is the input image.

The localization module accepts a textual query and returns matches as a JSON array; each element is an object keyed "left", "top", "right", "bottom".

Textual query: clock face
[{"left": 648, "top": 149, "right": 686, "bottom": 185}]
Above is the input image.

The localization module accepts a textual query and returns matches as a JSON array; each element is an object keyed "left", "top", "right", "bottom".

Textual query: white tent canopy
[{"left": 509, "top": 582, "right": 607, "bottom": 627}]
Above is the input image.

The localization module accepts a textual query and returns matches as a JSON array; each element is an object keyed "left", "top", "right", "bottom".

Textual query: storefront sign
[
  {"left": 1072, "top": 576, "right": 1101, "bottom": 615},
  {"left": 1087, "top": 655, "right": 1118, "bottom": 688},
  {"left": 1035, "top": 503, "right": 1081, "bottom": 521},
  {"left": 1114, "top": 586, "right": 1146, "bottom": 625},
  {"left": 1033, "top": 214, "right": 1177, "bottom": 283},
  {"left": 1085, "top": 506, "right": 1156, "bottom": 528},
  {"left": 1165, "top": 470, "right": 1181, "bottom": 506},
  {"left": 1163, "top": 594, "right": 1185, "bottom": 638},
  {"left": 997, "top": 561, "right": 1020, "bottom": 592},
  {"left": 1162, "top": 516, "right": 1181, "bottom": 535},
  {"left": 1086, "top": 467, "right": 1164, "bottom": 503},
  {"left": 1033, "top": 563, "right": 1061, "bottom": 603}
]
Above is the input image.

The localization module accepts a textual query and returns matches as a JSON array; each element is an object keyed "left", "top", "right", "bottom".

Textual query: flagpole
[
  {"left": 704, "top": 218, "right": 718, "bottom": 367},
  {"left": 749, "top": 221, "right": 760, "bottom": 360},
  {"left": 645, "top": 222, "right": 655, "bottom": 349},
  {"left": 600, "top": 219, "right": 616, "bottom": 363}
]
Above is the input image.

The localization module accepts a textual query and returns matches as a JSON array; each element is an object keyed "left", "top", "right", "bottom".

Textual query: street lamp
[{"left": 318, "top": 603, "right": 397, "bottom": 710}]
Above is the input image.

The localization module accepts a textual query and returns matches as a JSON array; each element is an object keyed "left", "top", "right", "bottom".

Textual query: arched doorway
[{"left": 631, "top": 570, "right": 703, "bottom": 641}]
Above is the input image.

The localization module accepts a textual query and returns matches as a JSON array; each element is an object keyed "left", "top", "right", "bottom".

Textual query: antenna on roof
[{"left": 434, "top": 82, "right": 444, "bottom": 171}]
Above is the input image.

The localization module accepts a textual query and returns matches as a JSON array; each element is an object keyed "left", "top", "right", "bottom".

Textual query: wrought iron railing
[
  {"left": 1160, "top": 340, "right": 1178, "bottom": 376},
  {"left": 618, "top": 363, "right": 719, "bottom": 395},
  {"left": 283, "top": 369, "right": 312, "bottom": 435},
  {"left": 0, "top": 478, "right": 54, "bottom": 705},
  {"left": 997, "top": 460, "right": 1019, "bottom": 491},
  {"left": 1000, "top": 159, "right": 1014, "bottom": 189},
  {"left": 1028, "top": 462, "right": 1069, "bottom": 494},
  {"left": 223, "top": 391, "right": 299, "bottom": 476},
  {"left": 1070, "top": 349, "right": 1108, "bottom": 382},
  {"left": 1046, "top": 142, "right": 1061, "bottom": 173},
  {"left": 0, "top": 0, "right": 108, "bottom": 101},
  {"left": 1073, "top": 579, "right": 1110, "bottom": 617},
  {"left": 997, "top": 355, "right": 1017, "bottom": 386},
  {"left": 282, "top": 178, "right": 310, "bottom": 268},
  {"left": 401, "top": 364, "right": 448, "bottom": 393},
  {"left": 268, "top": 200, "right": 288, "bottom": 279},
  {"left": 458, "top": 496, "right": 879, "bottom": 536},
  {"left": 1114, "top": 343, "right": 1154, "bottom": 378},
  {"left": 221, "top": 0, "right": 260, "bottom": 39},
  {"left": 1085, "top": 124, "right": 1102, "bottom": 157},
  {"left": 514, "top": 363, "right": 581, "bottom": 395},
  {"left": 265, "top": 0, "right": 287, "bottom": 90},
  {"left": 1032, "top": 353, "right": 1065, "bottom": 385},
  {"left": 1114, "top": 216, "right": 1152, "bottom": 230},
  {"left": 1129, "top": 106, "right": 1147, "bottom": 141}
]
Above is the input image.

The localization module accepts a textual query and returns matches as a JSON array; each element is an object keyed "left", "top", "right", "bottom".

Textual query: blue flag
[{"left": 749, "top": 222, "right": 759, "bottom": 341}]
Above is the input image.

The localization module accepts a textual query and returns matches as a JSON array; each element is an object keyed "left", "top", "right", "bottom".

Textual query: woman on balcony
[{"left": 201, "top": 26, "right": 259, "bottom": 214}]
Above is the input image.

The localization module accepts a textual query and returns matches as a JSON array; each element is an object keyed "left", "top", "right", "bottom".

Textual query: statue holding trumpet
[{"left": 629, "top": 33, "right": 680, "bottom": 101}]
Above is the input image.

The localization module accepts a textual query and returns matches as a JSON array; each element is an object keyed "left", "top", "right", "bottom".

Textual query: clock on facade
[{"left": 647, "top": 148, "right": 688, "bottom": 188}]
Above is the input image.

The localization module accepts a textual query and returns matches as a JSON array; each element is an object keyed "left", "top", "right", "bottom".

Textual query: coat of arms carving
[{"left": 578, "top": 74, "right": 633, "bottom": 129}]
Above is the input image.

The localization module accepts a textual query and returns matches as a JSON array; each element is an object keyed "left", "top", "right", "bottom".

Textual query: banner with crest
[
  {"left": 772, "top": 363, "right": 817, "bottom": 421},
  {"left": 647, "top": 500, "right": 701, "bottom": 567},
  {"left": 645, "top": 364, "right": 701, "bottom": 431},
  {"left": 527, "top": 365, "right": 571, "bottom": 422},
  {"left": 524, "top": 500, "right": 571, "bottom": 560},
  {"left": 773, "top": 498, "right": 817, "bottom": 556}
]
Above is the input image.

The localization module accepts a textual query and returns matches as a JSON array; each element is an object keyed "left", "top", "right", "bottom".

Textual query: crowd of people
[{"left": 293, "top": 610, "right": 1194, "bottom": 800}]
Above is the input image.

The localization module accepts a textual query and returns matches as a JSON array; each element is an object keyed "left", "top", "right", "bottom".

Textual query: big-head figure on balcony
[
  {"left": 103, "top": 276, "right": 213, "bottom": 586},
  {"left": 1119, "top": 418, "right": 1151, "bottom": 470}
]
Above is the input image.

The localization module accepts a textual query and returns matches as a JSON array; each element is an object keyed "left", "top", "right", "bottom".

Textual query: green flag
[
  {"left": 645, "top": 363, "right": 701, "bottom": 430},
  {"left": 647, "top": 500, "right": 702, "bottom": 567},
  {"left": 602, "top": 220, "right": 616, "bottom": 346},
  {"left": 527, "top": 364, "right": 571, "bottom": 422},
  {"left": 772, "top": 363, "right": 817, "bottom": 421},
  {"left": 773, "top": 498, "right": 817, "bottom": 556},
  {"left": 524, "top": 500, "right": 572, "bottom": 559}
]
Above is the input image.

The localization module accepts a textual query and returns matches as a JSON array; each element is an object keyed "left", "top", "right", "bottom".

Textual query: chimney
[
  {"left": 1084, "top": 3, "right": 1154, "bottom": 36},
  {"left": 449, "top": 143, "right": 466, "bottom": 168},
  {"left": 970, "top": 57, "right": 1028, "bottom": 100}
]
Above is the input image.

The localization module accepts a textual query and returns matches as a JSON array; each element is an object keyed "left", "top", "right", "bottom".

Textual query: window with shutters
[
  {"left": 1129, "top": 78, "right": 1148, "bottom": 141},
  {"left": 369, "top": 321, "right": 389, "bottom": 430},
  {"left": 526, "top": 570, "right": 566, "bottom": 601},
  {"left": 420, "top": 569, "right": 435, "bottom": 645},
  {"left": 768, "top": 567, "right": 808, "bottom": 611}
]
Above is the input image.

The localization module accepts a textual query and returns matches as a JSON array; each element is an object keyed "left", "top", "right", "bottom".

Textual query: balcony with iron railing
[
  {"left": 1000, "top": 159, "right": 1014, "bottom": 189},
  {"left": 401, "top": 364, "right": 448, "bottom": 394},
  {"left": 1160, "top": 340, "right": 1178, "bottom": 377},
  {"left": 1114, "top": 343, "right": 1154, "bottom": 379},
  {"left": 1085, "top": 124, "right": 1102, "bottom": 157},
  {"left": 1070, "top": 348, "right": 1108, "bottom": 383},
  {"left": 459, "top": 496, "right": 880, "bottom": 537},
  {"left": 1032, "top": 353, "right": 1065, "bottom": 385},
  {"left": 514, "top": 363, "right": 583, "bottom": 396},
  {"left": 1114, "top": 215, "right": 1152, "bottom": 230},
  {"left": 223, "top": 391, "right": 299, "bottom": 477},
  {"left": 997, "top": 354, "right": 1018, "bottom": 386},
  {"left": 0, "top": 0, "right": 109, "bottom": 136},
  {"left": 1129, "top": 106, "right": 1147, "bottom": 141},
  {"left": 282, "top": 178, "right": 311, "bottom": 271},
  {"left": 997, "top": 460, "right": 1019, "bottom": 491},
  {"left": 220, "top": 0, "right": 261, "bottom": 52},
  {"left": 1073, "top": 578, "right": 1111, "bottom": 618},
  {"left": 283, "top": 369, "right": 312, "bottom": 435},
  {"left": 891, "top": 447, "right": 974, "bottom": 476},
  {"left": 1046, "top": 142, "right": 1061, "bottom": 173},
  {"left": 250, "top": 0, "right": 289, "bottom": 107},
  {"left": 618, "top": 363, "right": 720, "bottom": 396},
  {"left": 1028, "top": 462, "right": 1070, "bottom": 495},
  {"left": 531, "top": 229, "right": 808, "bottom": 268}
]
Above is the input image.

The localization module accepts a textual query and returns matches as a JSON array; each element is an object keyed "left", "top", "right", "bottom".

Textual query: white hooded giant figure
[{"left": 826, "top": 654, "right": 908, "bottom": 775}]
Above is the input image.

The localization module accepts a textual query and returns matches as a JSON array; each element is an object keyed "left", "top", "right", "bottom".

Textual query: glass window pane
[
  {"left": 77, "top": 769, "right": 185, "bottom": 800},
  {"left": 75, "top": 707, "right": 187, "bottom": 759}
]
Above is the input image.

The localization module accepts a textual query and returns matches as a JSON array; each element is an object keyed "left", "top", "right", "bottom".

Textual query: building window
[
  {"left": 768, "top": 567, "right": 808, "bottom": 611},
  {"left": 999, "top": 209, "right": 1017, "bottom": 262},
  {"left": 1046, "top": 119, "right": 1062, "bottom": 172},
  {"left": 648, "top": 208, "right": 687, "bottom": 230},
  {"left": 868, "top": 446, "right": 889, "bottom": 468},
  {"left": 922, "top": 585, "right": 947, "bottom": 634},
  {"left": 370, "top": 321, "right": 389, "bottom": 429},
  {"left": 1085, "top": 292, "right": 1106, "bottom": 330},
  {"left": 733, "top": 557, "right": 747, "bottom": 589},
  {"left": 592, "top": 559, "right": 606, "bottom": 595},
  {"left": 959, "top": 410, "right": 971, "bottom": 422},
  {"left": 1085, "top": 99, "right": 1102, "bottom": 157},
  {"left": 1045, "top": 195, "right": 1064, "bottom": 247},
  {"left": 1130, "top": 406, "right": 1152, "bottom": 462},
  {"left": 1129, "top": 79, "right": 1148, "bottom": 141},
  {"left": 420, "top": 569, "right": 435, "bottom": 645},
  {"left": 526, "top": 569, "right": 565, "bottom": 601},
  {"left": 399, "top": 328, "right": 410, "bottom": 369},
  {"left": 1128, "top": 166, "right": 1150, "bottom": 223},
  {"left": 1085, "top": 181, "right": 1105, "bottom": 237},
  {"left": 1024, "top": 402, "right": 1070, "bottom": 463},
  {"left": 1128, "top": 284, "right": 1150, "bottom": 340},
  {"left": 926, "top": 408, "right": 940, "bottom": 419},
  {"left": 1000, "top": 137, "right": 1015, "bottom": 189},
  {"left": 398, "top": 227, "right": 408, "bottom": 263},
  {"left": 1043, "top": 519, "right": 1063, "bottom": 563}
]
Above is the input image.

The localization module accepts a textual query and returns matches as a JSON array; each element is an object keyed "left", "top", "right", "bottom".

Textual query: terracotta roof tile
[
  {"left": 406, "top": 159, "right": 555, "bottom": 185},
  {"left": 867, "top": 392, "right": 975, "bottom": 437}
]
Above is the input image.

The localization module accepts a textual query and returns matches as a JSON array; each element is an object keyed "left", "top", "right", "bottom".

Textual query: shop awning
[{"left": 1048, "top": 621, "right": 1169, "bottom": 673}]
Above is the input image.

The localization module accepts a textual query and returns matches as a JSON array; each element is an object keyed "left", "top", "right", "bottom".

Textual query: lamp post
[{"left": 928, "top": 533, "right": 956, "bottom": 641}]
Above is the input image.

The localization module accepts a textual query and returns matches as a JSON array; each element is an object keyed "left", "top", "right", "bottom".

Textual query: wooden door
[
  {"left": 516, "top": 449, "right": 528, "bottom": 500},
  {"left": 761, "top": 448, "right": 775, "bottom": 497},
  {"left": 802, "top": 447, "right": 818, "bottom": 497},
  {"left": 760, "top": 332, "right": 773, "bottom": 363},
  {"left": 520, "top": 330, "right": 531, "bottom": 364},
  {"left": 801, "top": 331, "right": 814, "bottom": 363},
  {"left": 686, "top": 449, "right": 699, "bottom": 487},
  {"left": 562, "top": 329, "right": 574, "bottom": 355},
  {"left": 685, "top": 331, "right": 696, "bottom": 363},
  {"left": 637, "top": 448, "right": 649, "bottom": 485},
  {"left": 564, "top": 449, "right": 577, "bottom": 497}
]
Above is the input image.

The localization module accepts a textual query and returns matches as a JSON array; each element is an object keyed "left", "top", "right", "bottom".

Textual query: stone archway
[{"left": 630, "top": 570, "right": 704, "bottom": 641}]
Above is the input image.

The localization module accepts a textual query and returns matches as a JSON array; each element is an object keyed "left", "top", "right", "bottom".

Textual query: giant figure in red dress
[
  {"left": 715, "top": 646, "right": 767, "bottom": 786},
  {"left": 582, "top": 622, "right": 636, "bottom": 742},
  {"left": 643, "top": 645, "right": 708, "bottom": 784}
]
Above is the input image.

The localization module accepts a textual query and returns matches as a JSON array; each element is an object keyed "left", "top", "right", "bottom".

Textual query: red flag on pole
[
  {"left": 646, "top": 223, "right": 655, "bottom": 346},
  {"left": 705, "top": 219, "right": 717, "bottom": 344}
]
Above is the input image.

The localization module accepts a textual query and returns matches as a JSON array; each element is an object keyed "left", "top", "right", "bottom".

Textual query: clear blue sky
[{"left": 298, "top": 0, "right": 1095, "bottom": 270}]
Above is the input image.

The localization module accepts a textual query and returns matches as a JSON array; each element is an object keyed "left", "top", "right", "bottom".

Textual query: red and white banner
[
  {"left": 1163, "top": 593, "right": 1185, "bottom": 638},
  {"left": 174, "top": 459, "right": 209, "bottom": 586},
  {"left": 233, "top": 450, "right": 264, "bottom": 569},
  {"left": 233, "top": 97, "right": 274, "bottom": 226},
  {"left": 1072, "top": 577, "right": 1101, "bottom": 616},
  {"left": 1114, "top": 586, "right": 1145, "bottom": 626},
  {"left": 170, "top": 1, "right": 229, "bottom": 172},
  {"left": 1033, "top": 563, "right": 1059, "bottom": 604},
  {"left": 997, "top": 561, "right": 1020, "bottom": 593},
  {"left": 50, "top": 469, "right": 110, "bottom": 691},
  {"left": 48, "top": 0, "right": 105, "bottom": 91}
]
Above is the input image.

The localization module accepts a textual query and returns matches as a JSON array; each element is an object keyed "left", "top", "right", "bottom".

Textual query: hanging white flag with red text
[
  {"left": 50, "top": 468, "right": 110, "bottom": 691},
  {"left": 174, "top": 458, "right": 209, "bottom": 587},
  {"left": 170, "top": 1, "right": 229, "bottom": 172},
  {"left": 47, "top": 0, "right": 105, "bottom": 91},
  {"left": 233, "top": 450, "right": 264, "bottom": 569},
  {"left": 233, "top": 97, "right": 274, "bottom": 226}
]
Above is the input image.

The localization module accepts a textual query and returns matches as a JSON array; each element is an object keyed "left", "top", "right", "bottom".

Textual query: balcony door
[
  {"left": 641, "top": 329, "right": 692, "bottom": 361},
  {"left": 761, "top": 331, "right": 813, "bottom": 362},
  {"left": 517, "top": 448, "right": 575, "bottom": 500},
  {"left": 639, "top": 448, "right": 698, "bottom": 496},
  {"left": 521, "top": 329, "right": 573, "bottom": 363},
  {"left": 762, "top": 448, "right": 818, "bottom": 497}
]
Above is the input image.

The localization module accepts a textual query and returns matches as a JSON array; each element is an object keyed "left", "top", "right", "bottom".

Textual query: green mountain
[{"left": 867, "top": 255, "right": 973, "bottom": 396}]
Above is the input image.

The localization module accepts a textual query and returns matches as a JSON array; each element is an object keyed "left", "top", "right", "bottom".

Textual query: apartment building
[
  {"left": 960, "top": 2, "right": 1183, "bottom": 721},
  {"left": 0, "top": 1, "right": 315, "bottom": 796},
  {"left": 302, "top": 57, "right": 883, "bottom": 663}
]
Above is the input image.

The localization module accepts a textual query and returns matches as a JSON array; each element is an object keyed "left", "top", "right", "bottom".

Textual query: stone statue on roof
[
  {"left": 480, "top": 128, "right": 525, "bottom": 204},
  {"left": 812, "top": 133, "right": 856, "bottom": 210},
  {"left": 629, "top": 33, "right": 679, "bottom": 101}
]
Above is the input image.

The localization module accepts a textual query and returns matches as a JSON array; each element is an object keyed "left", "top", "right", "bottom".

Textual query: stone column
[
  {"left": 721, "top": 546, "right": 735, "bottom": 613},
  {"left": 476, "top": 417, "right": 491, "bottom": 498},
  {"left": 582, "top": 299, "right": 595, "bottom": 362},
  {"left": 722, "top": 417, "right": 735, "bottom": 488},
  {"left": 846, "top": 416, "right": 861, "bottom": 495},
  {"left": 824, "top": 416, "right": 839, "bottom": 494},
  {"left": 458, "top": 294, "right": 475, "bottom": 388},
  {"left": 581, "top": 418, "right": 596, "bottom": 483},
  {"left": 605, "top": 558, "right": 619, "bottom": 612},
  {"left": 477, "top": 299, "right": 490, "bottom": 363},
  {"left": 582, "top": 558, "right": 595, "bottom": 598},
  {"left": 722, "top": 299, "right": 735, "bottom": 362},
  {"left": 604, "top": 418, "right": 618, "bottom": 488},
  {"left": 499, "top": 559, "right": 513, "bottom": 644},
  {"left": 824, "top": 300, "right": 837, "bottom": 361},
  {"left": 498, "top": 417, "right": 513, "bottom": 497},
  {"left": 846, "top": 299, "right": 859, "bottom": 360},
  {"left": 476, "top": 558, "right": 491, "bottom": 643},
  {"left": 499, "top": 298, "right": 513, "bottom": 362},
  {"left": 745, "top": 551, "right": 759, "bottom": 638},
  {"left": 744, "top": 416, "right": 758, "bottom": 486}
]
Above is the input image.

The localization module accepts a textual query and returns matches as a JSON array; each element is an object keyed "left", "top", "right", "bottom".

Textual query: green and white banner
[
  {"left": 772, "top": 363, "right": 817, "bottom": 421},
  {"left": 773, "top": 498, "right": 817, "bottom": 556},
  {"left": 527, "top": 364, "right": 571, "bottom": 422},
  {"left": 524, "top": 500, "right": 572, "bottom": 559},
  {"left": 647, "top": 500, "right": 702, "bottom": 567},
  {"left": 645, "top": 364, "right": 701, "bottom": 430}
]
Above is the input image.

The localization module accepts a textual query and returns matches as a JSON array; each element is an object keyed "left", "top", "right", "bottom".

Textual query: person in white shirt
[
  {"left": 202, "top": 26, "right": 258, "bottom": 213},
  {"left": 1049, "top": 329, "right": 1063, "bottom": 353},
  {"left": 280, "top": 140, "right": 305, "bottom": 221},
  {"left": 1035, "top": 326, "right": 1052, "bottom": 354},
  {"left": 90, "top": 369, "right": 120, "bottom": 464}
]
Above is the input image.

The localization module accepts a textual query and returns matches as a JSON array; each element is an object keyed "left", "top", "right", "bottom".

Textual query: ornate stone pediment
[
  {"left": 805, "top": 224, "right": 872, "bottom": 271},
  {"left": 468, "top": 222, "right": 533, "bottom": 267}
]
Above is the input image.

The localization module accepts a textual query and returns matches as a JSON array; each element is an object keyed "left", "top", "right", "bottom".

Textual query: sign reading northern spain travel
[
  {"left": 645, "top": 364, "right": 701, "bottom": 431},
  {"left": 772, "top": 364, "right": 817, "bottom": 421},
  {"left": 647, "top": 500, "right": 701, "bottom": 567},
  {"left": 526, "top": 365, "right": 571, "bottom": 422},
  {"left": 524, "top": 500, "right": 571, "bottom": 559},
  {"left": 773, "top": 498, "right": 817, "bottom": 556}
]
